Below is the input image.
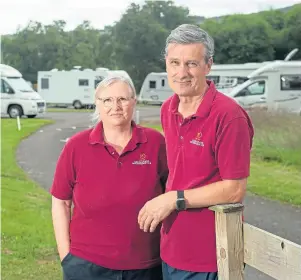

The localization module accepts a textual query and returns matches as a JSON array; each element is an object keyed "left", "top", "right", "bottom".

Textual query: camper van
[
  {"left": 0, "top": 64, "right": 46, "bottom": 118},
  {"left": 228, "top": 61, "right": 301, "bottom": 114},
  {"left": 138, "top": 63, "right": 267, "bottom": 104},
  {"left": 37, "top": 67, "right": 133, "bottom": 109},
  {"left": 208, "top": 62, "right": 271, "bottom": 94}
]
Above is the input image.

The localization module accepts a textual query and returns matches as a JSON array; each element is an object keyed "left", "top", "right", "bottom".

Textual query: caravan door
[{"left": 232, "top": 80, "right": 267, "bottom": 109}]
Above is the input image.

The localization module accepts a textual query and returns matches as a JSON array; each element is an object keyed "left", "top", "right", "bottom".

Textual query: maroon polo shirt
[
  {"left": 160, "top": 81, "right": 254, "bottom": 272},
  {"left": 50, "top": 121, "right": 168, "bottom": 270}
]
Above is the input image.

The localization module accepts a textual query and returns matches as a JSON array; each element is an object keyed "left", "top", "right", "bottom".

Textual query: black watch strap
[
  {"left": 176, "top": 190, "right": 186, "bottom": 211},
  {"left": 177, "top": 190, "right": 184, "bottom": 199}
]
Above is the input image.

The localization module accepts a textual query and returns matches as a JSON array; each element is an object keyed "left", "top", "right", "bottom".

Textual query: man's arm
[
  {"left": 138, "top": 116, "right": 253, "bottom": 232},
  {"left": 184, "top": 178, "right": 247, "bottom": 208}
]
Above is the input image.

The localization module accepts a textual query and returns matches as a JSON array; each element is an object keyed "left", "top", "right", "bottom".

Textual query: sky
[{"left": 0, "top": 0, "right": 300, "bottom": 35}]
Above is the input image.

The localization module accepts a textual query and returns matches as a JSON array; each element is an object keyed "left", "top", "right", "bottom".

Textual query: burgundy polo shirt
[
  {"left": 160, "top": 81, "right": 254, "bottom": 272},
  {"left": 50, "top": 121, "right": 168, "bottom": 270}
]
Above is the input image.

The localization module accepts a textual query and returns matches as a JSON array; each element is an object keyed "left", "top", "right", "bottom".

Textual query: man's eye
[
  {"left": 188, "top": 62, "right": 197, "bottom": 67},
  {"left": 170, "top": 61, "right": 179, "bottom": 65}
]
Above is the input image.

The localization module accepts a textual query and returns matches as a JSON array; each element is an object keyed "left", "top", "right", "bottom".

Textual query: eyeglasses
[{"left": 97, "top": 96, "right": 133, "bottom": 108}]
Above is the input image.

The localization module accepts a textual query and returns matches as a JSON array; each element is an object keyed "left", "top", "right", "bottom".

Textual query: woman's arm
[{"left": 51, "top": 196, "right": 72, "bottom": 261}]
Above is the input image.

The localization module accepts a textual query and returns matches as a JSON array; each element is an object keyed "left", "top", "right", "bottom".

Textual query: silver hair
[
  {"left": 91, "top": 75, "right": 136, "bottom": 125},
  {"left": 164, "top": 24, "right": 214, "bottom": 63}
]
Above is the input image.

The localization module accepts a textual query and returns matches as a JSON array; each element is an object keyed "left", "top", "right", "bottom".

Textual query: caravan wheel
[{"left": 73, "top": 100, "right": 82, "bottom": 109}]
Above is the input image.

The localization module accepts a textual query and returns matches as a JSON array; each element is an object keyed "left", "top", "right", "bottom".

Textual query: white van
[
  {"left": 1, "top": 64, "right": 46, "bottom": 118},
  {"left": 228, "top": 61, "right": 301, "bottom": 114}
]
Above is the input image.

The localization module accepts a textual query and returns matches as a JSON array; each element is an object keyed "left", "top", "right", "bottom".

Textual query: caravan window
[
  {"left": 41, "top": 78, "right": 49, "bottom": 89},
  {"left": 281, "top": 75, "right": 301, "bottom": 90},
  {"left": 79, "top": 79, "right": 89, "bottom": 86},
  {"left": 207, "top": 76, "right": 219, "bottom": 84},
  {"left": 161, "top": 79, "right": 165, "bottom": 87},
  {"left": 235, "top": 81, "right": 265, "bottom": 97},
  {"left": 149, "top": 81, "right": 156, "bottom": 89},
  {"left": 95, "top": 77, "right": 104, "bottom": 88}
]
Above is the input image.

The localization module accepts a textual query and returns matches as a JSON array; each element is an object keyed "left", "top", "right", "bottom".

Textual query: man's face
[
  {"left": 95, "top": 81, "right": 136, "bottom": 127},
  {"left": 165, "top": 43, "right": 212, "bottom": 97}
]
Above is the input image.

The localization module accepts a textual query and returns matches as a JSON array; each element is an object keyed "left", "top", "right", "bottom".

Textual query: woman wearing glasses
[{"left": 50, "top": 75, "right": 168, "bottom": 280}]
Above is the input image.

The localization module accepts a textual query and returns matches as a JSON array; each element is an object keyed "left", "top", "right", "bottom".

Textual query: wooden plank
[
  {"left": 213, "top": 209, "right": 244, "bottom": 280},
  {"left": 244, "top": 223, "right": 301, "bottom": 280},
  {"left": 209, "top": 203, "right": 244, "bottom": 213}
]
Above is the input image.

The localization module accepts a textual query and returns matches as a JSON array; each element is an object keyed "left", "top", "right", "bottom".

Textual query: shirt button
[
  {"left": 112, "top": 152, "right": 115, "bottom": 155},
  {"left": 180, "top": 136, "right": 183, "bottom": 140}
]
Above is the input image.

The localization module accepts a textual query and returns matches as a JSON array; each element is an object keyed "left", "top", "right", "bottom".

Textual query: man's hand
[{"left": 138, "top": 191, "right": 177, "bottom": 233}]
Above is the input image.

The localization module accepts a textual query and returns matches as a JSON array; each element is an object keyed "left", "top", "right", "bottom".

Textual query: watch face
[{"left": 176, "top": 199, "right": 186, "bottom": 210}]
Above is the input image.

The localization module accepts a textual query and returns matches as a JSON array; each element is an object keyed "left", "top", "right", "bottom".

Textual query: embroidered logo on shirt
[
  {"left": 132, "top": 153, "right": 152, "bottom": 165},
  {"left": 190, "top": 132, "right": 204, "bottom": 146}
]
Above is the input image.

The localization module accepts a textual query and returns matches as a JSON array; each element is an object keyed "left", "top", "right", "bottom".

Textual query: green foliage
[{"left": 2, "top": 2, "right": 301, "bottom": 89}]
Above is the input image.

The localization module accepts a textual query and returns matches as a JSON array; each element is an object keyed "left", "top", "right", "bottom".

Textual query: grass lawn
[
  {"left": 1, "top": 119, "right": 62, "bottom": 280},
  {"left": 1, "top": 109, "right": 300, "bottom": 279},
  {"left": 143, "top": 109, "right": 301, "bottom": 207}
]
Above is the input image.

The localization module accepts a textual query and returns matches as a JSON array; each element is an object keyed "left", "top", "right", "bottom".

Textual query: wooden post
[{"left": 209, "top": 203, "right": 244, "bottom": 280}]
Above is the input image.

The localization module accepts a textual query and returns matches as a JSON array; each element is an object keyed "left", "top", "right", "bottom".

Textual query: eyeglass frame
[{"left": 96, "top": 96, "right": 135, "bottom": 108}]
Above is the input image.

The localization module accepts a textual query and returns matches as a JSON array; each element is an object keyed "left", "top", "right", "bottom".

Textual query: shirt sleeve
[
  {"left": 50, "top": 141, "right": 76, "bottom": 200},
  {"left": 215, "top": 117, "right": 253, "bottom": 180},
  {"left": 158, "top": 135, "right": 169, "bottom": 192}
]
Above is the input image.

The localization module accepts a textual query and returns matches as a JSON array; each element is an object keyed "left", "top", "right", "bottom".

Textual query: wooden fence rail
[{"left": 209, "top": 203, "right": 301, "bottom": 280}]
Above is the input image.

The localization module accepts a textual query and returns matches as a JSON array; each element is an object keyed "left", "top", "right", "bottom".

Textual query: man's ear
[{"left": 206, "top": 57, "right": 213, "bottom": 74}]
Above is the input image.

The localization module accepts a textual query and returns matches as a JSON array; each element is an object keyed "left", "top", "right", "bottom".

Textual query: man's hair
[{"left": 164, "top": 24, "right": 214, "bottom": 63}]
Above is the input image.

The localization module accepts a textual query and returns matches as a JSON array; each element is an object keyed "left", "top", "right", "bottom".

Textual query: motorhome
[
  {"left": 138, "top": 63, "right": 266, "bottom": 104},
  {"left": 37, "top": 67, "right": 133, "bottom": 108},
  {"left": 208, "top": 62, "right": 270, "bottom": 94},
  {"left": 138, "top": 49, "right": 300, "bottom": 105},
  {"left": 0, "top": 64, "right": 46, "bottom": 118},
  {"left": 228, "top": 61, "right": 301, "bottom": 114}
]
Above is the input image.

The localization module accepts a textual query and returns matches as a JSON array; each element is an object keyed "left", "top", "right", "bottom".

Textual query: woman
[{"left": 50, "top": 75, "right": 168, "bottom": 280}]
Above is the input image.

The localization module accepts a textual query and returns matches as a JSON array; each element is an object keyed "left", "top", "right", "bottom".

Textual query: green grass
[
  {"left": 143, "top": 114, "right": 301, "bottom": 207},
  {"left": 1, "top": 111, "right": 300, "bottom": 279},
  {"left": 1, "top": 119, "right": 62, "bottom": 280}
]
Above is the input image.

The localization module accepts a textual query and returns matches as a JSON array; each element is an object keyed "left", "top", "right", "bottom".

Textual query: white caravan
[
  {"left": 0, "top": 64, "right": 46, "bottom": 118},
  {"left": 138, "top": 72, "right": 172, "bottom": 104},
  {"left": 38, "top": 67, "right": 109, "bottom": 108},
  {"left": 37, "top": 67, "right": 133, "bottom": 108},
  {"left": 138, "top": 49, "right": 300, "bottom": 104},
  {"left": 228, "top": 61, "right": 301, "bottom": 114},
  {"left": 139, "top": 63, "right": 266, "bottom": 104}
]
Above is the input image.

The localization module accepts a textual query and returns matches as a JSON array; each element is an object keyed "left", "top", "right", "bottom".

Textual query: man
[{"left": 138, "top": 24, "right": 254, "bottom": 280}]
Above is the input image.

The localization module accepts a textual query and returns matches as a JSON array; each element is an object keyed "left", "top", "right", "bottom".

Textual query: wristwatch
[{"left": 176, "top": 190, "right": 186, "bottom": 211}]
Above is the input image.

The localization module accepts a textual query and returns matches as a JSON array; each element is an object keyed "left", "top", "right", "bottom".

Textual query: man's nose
[{"left": 177, "top": 64, "right": 189, "bottom": 79}]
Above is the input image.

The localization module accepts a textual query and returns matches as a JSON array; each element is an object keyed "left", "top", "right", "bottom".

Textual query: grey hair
[
  {"left": 164, "top": 24, "right": 214, "bottom": 63},
  {"left": 91, "top": 75, "right": 136, "bottom": 125}
]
